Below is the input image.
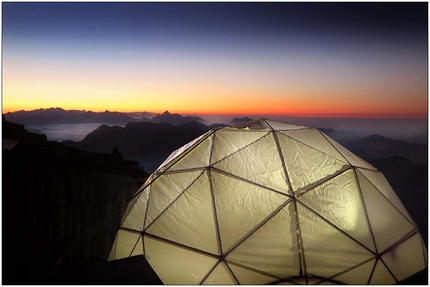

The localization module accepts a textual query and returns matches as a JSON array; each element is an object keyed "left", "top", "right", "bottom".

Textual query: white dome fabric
[{"left": 108, "top": 119, "right": 427, "bottom": 284}]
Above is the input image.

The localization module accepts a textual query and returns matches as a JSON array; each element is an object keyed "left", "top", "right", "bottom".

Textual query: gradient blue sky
[{"left": 2, "top": 2, "right": 428, "bottom": 117}]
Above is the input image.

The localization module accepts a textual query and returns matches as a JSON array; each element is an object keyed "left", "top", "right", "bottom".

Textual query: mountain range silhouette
[{"left": 3, "top": 108, "right": 204, "bottom": 126}]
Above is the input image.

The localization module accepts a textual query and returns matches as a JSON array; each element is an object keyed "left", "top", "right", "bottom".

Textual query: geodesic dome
[{"left": 108, "top": 118, "right": 427, "bottom": 284}]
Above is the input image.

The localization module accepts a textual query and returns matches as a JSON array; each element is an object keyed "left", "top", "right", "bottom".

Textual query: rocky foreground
[{"left": 2, "top": 117, "right": 151, "bottom": 284}]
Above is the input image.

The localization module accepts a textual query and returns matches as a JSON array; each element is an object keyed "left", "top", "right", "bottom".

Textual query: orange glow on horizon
[
  {"left": 2, "top": 71, "right": 427, "bottom": 119},
  {"left": 3, "top": 58, "right": 427, "bottom": 120}
]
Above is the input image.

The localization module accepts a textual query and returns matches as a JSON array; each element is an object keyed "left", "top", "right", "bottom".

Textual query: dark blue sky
[
  {"left": 2, "top": 2, "right": 428, "bottom": 117},
  {"left": 4, "top": 3, "right": 427, "bottom": 43}
]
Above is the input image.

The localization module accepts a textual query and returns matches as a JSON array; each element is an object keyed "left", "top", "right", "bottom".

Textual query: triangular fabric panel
[
  {"left": 358, "top": 171, "right": 416, "bottom": 252},
  {"left": 211, "top": 129, "right": 269, "bottom": 164},
  {"left": 280, "top": 128, "right": 348, "bottom": 163},
  {"left": 227, "top": 263, "right": 279, "bottom": 284},
  {"left": 213, "top": 133, "right": 290, "bottom": 194},
  {"left": 264, "top": 119, "right": 308, "bottom": 131},
  {"left": 169, "top": 134, "right": 213, "bottom": 171},
  {"left": 157, "top": 131, "right": 212, "bottom": 173},
  {"left": 227, "top": 202, "right": 300, "bottom": 278},
  {"left": 323, "top": 134, "right": 377, "bottom": 170},
  {"left": 121, "top": 188, "right": 150, "bottom": 231},
  {"left": 211, "top": 170, "right": 289, "bottom": 253},
  {"left": 357, "top": 168, "right": 414, "bottom": 223},
  {"left": 298, "top": 169, "right": 375, "bottom": 251},
  {"left": 112, "top": 229, "right": 141, "bottom": 260},
  {"left": 202, "top": 261, "right": 237, "bottom": 284},
  {"left": 121, "top": 190, "right": 143, "bottom": 224},
  {"left": 144, "top": 170, "right": 204, "bottom": 229},
  {"left": 297, "top": 203, "right": 374, "bottom": 279},
  {"left": 146, "top": 171, "right": 219, "bottom": 254},
  {"left": 144, "top": 235, "right": 218, "bottom": 284},
  {"left": 369, "top": 259, "right": 397, "bottom": 284},
  {"left": 331, "top": 259, "right": 376, "bottom": 284},
  {"left": 277, "top": 133, "right": 348, "bottom": 191},
  {"left": 381, "top": 232, "right": 427, "bottom": 282}
]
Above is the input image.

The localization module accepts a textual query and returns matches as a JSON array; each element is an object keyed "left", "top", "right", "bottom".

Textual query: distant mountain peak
[{"left": 151, "top": 111, "right": 203, "bottom": 125}]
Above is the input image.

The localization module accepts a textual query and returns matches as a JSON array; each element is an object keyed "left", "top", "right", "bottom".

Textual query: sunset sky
[{"left": 2, "top": 2, "right": 428, "bottom": 118}]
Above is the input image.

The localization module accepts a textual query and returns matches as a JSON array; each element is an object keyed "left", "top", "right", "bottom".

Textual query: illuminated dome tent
[{"left": 108, "top": 118, "right": 427, "bottom": 284}]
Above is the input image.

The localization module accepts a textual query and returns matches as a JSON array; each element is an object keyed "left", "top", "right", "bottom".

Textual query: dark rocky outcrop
[
  {"left": 2, "top": 117, "right": 150, "bottom": 284},
  {"left": 2, "top": 115, "right": 48, "bottom": 143},
  {"left": 63, "top": 121, "right": 213, "bottom": 173}
]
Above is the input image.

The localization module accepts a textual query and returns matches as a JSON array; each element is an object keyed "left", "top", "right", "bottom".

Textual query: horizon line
[{"left": 2, "top": 106, "right": 428, "bottom": 120}]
